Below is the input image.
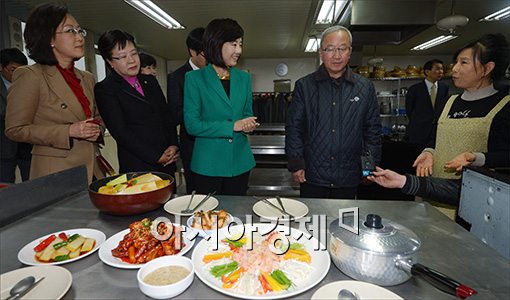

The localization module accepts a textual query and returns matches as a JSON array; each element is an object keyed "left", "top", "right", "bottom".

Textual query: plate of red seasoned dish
[{"left": 98, "top": 218, "right": 195, "bottom": 269}]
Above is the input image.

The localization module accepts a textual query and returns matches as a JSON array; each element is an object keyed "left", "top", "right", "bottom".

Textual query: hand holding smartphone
[{"left": 361, "top": 152, "right": 376, "bottom": 177}]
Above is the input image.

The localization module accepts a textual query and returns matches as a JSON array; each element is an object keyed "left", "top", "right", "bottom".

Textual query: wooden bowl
[{"left": 88, "top": 172, "right": 174, "bottom": 215}]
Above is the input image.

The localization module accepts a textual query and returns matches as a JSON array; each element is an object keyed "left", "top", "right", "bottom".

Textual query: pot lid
[{"left": 329, "top": 214, "right": 421, "bottom": 255}]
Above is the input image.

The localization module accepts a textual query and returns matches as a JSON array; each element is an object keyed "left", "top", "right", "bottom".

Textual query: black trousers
[
  {"left": 300, "top": 182, "right": 356, "bottom": 199},
  {"left": 192, "top": 171, "right": 250, "bottom": 196}
]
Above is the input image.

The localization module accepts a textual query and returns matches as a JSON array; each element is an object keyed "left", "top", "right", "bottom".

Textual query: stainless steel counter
[{"left": 1, "top": 192, "right": 509, "bottom": 299}]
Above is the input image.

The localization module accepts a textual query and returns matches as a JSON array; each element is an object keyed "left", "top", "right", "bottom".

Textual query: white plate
[
  {"left": 311, "top": 280, "right": 403, "bottom": 300},
  {"left": 1, "top": 266, "right": 72, "bottom": 299},
  {"left": 17, "top": 228, "right": 106, "bottom": 266},
  {"left": 252, "top": 198, "right": 309, "bottom": 221},
  {"left": 191, "top": 223, "right": 330, "bottom": 299},
  {"left": 99, "top": 225, "right": 195, "bottom": 269},
  {"left": 164, "top": 194, "right": 219, "bottom": 216},
  {"left": 186, "top": 212, "right": 233, "bottom": 238}
]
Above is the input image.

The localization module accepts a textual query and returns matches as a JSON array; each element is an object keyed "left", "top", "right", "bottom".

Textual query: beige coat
[{"left": 5, "top": 64, "right": 102, "bottom": 183}]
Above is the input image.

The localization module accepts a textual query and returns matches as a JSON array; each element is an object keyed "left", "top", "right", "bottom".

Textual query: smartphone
[{"left": 361, "top": 153, "right": 376, "bottom": 177}]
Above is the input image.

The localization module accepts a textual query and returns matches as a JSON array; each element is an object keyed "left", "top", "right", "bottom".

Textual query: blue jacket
[{"left": 285, "top": 65, "right": 381, "bottom": 188}]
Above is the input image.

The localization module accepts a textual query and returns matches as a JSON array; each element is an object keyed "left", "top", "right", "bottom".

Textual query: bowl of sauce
[{"left": 137, "top": 256, "right": 194, "bottom": 299}]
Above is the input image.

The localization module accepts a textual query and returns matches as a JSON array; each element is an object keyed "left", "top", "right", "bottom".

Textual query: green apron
[{"left": 433, "top": 94, "right": 509, "bottom": 179}]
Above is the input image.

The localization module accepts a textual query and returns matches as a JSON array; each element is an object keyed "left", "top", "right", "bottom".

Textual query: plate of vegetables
[
  {"left": 17, "top": 228, "right": 106, "bottom": 265},
  {"left": 191, "top": 223, "right": 330, "bottom": 299}
]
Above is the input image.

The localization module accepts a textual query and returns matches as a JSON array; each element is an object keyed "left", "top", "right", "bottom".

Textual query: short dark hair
[
  {"left": 186, "top": 27, "right": 205, "bottom": 55},
  {"left": 24, "top": 3, "right": 68, "bottom": 65},
  {"left": 424, "top": 59, "right": 443, "bottom": 71},
  {"left": 453, "top": 33, "right": 510, "bottom": 82},
  {"left": 139, "top": 53, "right": 156, "bottom": 68},
  {"left": 0, "top": 48, "right": 28, "bottom": 67},
  {"left": 203, "top": 19, "right": 243, "bottom": 68},
  {"left": 97, "top": 30, "right": 137, "bottom": 70}
]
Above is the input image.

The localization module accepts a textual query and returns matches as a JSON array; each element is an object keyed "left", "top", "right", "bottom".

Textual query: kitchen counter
[{"left": 1, "top": 191, "right": 509, "bottom": 299}]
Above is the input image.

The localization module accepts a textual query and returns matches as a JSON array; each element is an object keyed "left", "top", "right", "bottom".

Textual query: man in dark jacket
[
  {"left": 285, "top": 25, "right": 381, "bottom": 199},
  {"left": 167, "top": 27, "right": 206, "bottom": 193},
  {"left": 1, "top": 48, "right": 31, "bottom": 183}
]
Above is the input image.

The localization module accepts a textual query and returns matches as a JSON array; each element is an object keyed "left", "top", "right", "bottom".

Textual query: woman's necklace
[
  {"left": 214, "top": 65, "right": 230, "bottom": 80},
  {"left": 217, "top": 73, "right": 230, "bottom": 80}
]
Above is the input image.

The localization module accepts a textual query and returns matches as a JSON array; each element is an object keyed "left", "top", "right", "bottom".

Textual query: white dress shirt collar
[
  {"left": 189, "top": 58, "right": 200, "bottom": 71},
  {"left": 1, "top": 74, "right": 11, "bottom": 90},
  {"left": 424, "top": 79, "right": 437, "bottom": 95}
]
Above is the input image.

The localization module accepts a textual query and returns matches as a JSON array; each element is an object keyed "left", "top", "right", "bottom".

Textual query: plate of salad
[
  {"left": 17, "top": 228, "right": 105, "bottom": 265},
  {"left": 191, "top": 223, "right": 330, "bottom": 299}
]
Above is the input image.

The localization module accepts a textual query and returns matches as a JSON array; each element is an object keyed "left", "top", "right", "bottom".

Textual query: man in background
[
  {"left": 139, "top": 53, "right": 157, "bottom": 76},
  {"left": 167, "top": 27, "right": 206, "bottom": 193},
  {"left": 1, "top": 48, "right": 31, "bottom": 183},
  {"left": 285, "top": 25, "right": 381, "bottom": 199},
  {"left": 405, "top": 59, "right": 449, "bottom": 151}
]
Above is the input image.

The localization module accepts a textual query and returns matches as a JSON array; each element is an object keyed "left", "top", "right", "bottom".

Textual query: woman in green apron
[{"left": 413, "top": 33, "right": 509, "bottom": 180}]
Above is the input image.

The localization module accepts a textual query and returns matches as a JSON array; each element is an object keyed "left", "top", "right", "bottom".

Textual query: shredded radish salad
[{"left": 201, "top": 231, "right": 314, "bottom": 296}]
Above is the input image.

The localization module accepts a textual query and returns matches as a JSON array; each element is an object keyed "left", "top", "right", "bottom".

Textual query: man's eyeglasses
[
  {"left": 56, "top": 28, "right": 87, "bottom": 37},
  {"left": 322, "top": 46, "right": 351, "bottom": 55},
  {"left": 111, "top": 51, "right": 139, "bottom": 61}
]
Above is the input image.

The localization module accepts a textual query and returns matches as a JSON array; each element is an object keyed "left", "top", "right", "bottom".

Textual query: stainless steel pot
[{"left": 328, "top": 214, "right": 477, "bottom": 298}]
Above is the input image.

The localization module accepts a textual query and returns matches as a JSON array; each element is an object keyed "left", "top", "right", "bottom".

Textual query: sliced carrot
[
  {"left": 221, "top": 267, "right": 244, "bottom": 288},
  {"left": 128, "top": 246, "right": 136, "bottom": 263}
]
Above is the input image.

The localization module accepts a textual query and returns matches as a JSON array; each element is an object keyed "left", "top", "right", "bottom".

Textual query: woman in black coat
[{"left": 95, "top": 30, "right": 178, "bottom": 176}]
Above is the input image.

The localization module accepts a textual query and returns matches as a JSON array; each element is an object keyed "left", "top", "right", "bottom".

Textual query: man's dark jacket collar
[{"left": 314, "top": 64, "right": 356, "bottom": 84}]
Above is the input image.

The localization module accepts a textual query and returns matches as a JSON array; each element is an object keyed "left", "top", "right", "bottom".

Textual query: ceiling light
[
  {"left": 411, "top": 35, "right": 458, "bottom": 51},
  {"left": 305, "top": 37, "right": 321, "bottom": 52},
  {"left": 315, "top": 0, "right": 347, "bottom": 24},
  {"left": 478, "top": 6, "right": 510, "bottom": 21},
  {"left": 124, "top": 0, "right": 184, "bottom": 29}
]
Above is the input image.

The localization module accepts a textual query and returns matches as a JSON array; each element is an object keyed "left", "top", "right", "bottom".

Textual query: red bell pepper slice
[
  {"left": 33, "top": 234, "right": 56, "bottom": 252},
  {"left": 58, "top": 232, "right": 68, "bottom": 241},
  {"left": 258, "top": 274, "right": 273, "bottom": 293}
]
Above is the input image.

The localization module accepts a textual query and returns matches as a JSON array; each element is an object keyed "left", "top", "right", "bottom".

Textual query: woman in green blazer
[{"left": 184, "top": 18, "right": 258, "bottom": 195}]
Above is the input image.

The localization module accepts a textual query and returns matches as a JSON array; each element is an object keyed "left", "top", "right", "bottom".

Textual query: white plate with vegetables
[
  {"left": 17, "top": 228, "right": 106, "bottom": 266},
  {"left": 191, "top": 223, "right": 331, "bottom": 299}
]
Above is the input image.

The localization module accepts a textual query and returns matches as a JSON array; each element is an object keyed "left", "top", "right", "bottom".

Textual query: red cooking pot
[{"left": 88, "top": 172, "right": 174, "bottom": 215}]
